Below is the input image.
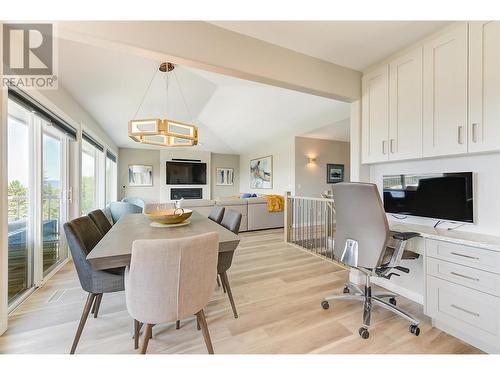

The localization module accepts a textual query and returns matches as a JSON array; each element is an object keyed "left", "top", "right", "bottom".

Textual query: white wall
[
  {"left": 118, "top": 148, "right": 161, "bottom": 202},
  {"left": 370, "top": 153, "right": 500, "bottom": 236},
  {"left": 295, "top": 136, "right": 350, "bottom": 197},
  {"left": 211, "top": 153, "right": 240, "bottom": 199},
  {"left": 0, "top": 86, "right": 8, "bottom": 335},
  {"left": 239, "top": 136, "right": 295, "bottom": 195}
]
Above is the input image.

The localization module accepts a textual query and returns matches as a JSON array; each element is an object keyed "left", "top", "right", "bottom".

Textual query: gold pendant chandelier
[{"left": 128, "top": 62, "right": 198, "bottom": 147}]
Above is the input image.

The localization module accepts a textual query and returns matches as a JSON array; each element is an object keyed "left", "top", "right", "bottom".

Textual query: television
[
  {"left": 383, "top": 172, "right": 474, "bottom": 223},
  {"left": 166, "top": 161, "right": 207, "bottom": 185}
]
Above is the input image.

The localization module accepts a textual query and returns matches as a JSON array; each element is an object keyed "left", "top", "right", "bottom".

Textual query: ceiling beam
[{"left": 56, "top": 21, "right": 361, "bottom": 102}]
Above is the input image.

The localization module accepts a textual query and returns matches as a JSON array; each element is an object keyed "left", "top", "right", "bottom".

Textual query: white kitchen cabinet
[
  {"left": 389, "top": 47, "right": 423, "bottom": 161},
  {"left": 422, "top": 23, "right": 468, "bottom": 157},
  {"left": 361, "top": 65, "right": 389, "bottom": 164},
  {"left": 469, "top": 21, "right": 500, "bottom": 153}
]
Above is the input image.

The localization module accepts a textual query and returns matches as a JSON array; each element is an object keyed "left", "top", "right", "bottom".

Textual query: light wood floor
[{"left": 0, "top": 229, "right": 482, "bottom": 354}]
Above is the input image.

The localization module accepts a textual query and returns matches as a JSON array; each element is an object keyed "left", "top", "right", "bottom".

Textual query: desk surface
[
  {"left": 390, "top": 222, "right": 500, "bottom": 252},
  {"left": 87, "top": 212, "right": 240, "bottom": 270}
]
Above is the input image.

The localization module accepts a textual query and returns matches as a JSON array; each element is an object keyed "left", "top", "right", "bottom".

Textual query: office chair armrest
[{"left": 392, "top": 231, "right": 420, "bottom": 241}]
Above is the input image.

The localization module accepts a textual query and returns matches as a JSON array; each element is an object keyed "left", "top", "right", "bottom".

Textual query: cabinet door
[
  {"left": 423, "top": 23, "right": 468, "bottom": 157},
  {"left": 469, "top": 21, "right": 500, "bottom": 153},
  {"left": 361, "top": 65, "right": 389, "bottom": 163},
  {"left": 389, "top": 47, "right": 423, "bottom": 161}
]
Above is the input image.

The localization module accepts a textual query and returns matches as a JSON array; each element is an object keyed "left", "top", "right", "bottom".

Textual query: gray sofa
[{"left": 179, "top": 197, "right": 283, "bottom": 232}]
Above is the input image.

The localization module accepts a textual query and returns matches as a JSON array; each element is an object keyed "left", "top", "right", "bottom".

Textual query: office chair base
[{"left": 322, "top": 281, "right": 420, "bottom": 339}]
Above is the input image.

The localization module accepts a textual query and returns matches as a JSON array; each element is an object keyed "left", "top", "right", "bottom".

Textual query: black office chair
[{"left": 321, "top": 183, "right": 421, "bottom": 339}]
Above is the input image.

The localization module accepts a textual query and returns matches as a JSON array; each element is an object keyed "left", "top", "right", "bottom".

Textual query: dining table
[{"left": 87, "top": 211, "right": 241, "bottom": 270}]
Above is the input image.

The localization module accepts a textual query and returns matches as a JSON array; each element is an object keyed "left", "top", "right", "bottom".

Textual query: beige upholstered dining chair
[{"left": 125, "top": 232, "right": 220, "bottom": 354}]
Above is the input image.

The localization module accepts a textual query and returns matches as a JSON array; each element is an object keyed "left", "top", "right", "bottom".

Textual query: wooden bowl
[{"left": 144, "top": 208, "right": 193, "bottom": 225}]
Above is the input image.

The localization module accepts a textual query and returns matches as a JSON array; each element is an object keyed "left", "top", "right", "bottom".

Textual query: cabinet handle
[
  {"left": 450, "top": 271, "right": 479, "bottom": 282},
  {"left": 472, "top": 123, "right": 478, "bottom": 143},
  {"left": 450, "top": 304, "right": 480, "bottom": 317},
  {"left": 450, "top": 251, "right": 480, "bottom": 260},
  {"left": 457, "top": 126, "right": 464, "bottom": 144},
  {"left": 382, "top": 140, "right": 387, "bottom": 155},
  {"left": 390, "top": 139, "right": 396, "bottom": 154}
]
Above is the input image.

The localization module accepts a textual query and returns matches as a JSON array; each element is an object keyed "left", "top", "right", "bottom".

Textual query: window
[
  {"left": 81, "top": 139, "right": 97, "bottom": 214},
  {"left": 105, "top": 151, "right": 117, "bottom": 204},
  {"left": 7, "top": 92, "right": 73, "bottom": 307}
]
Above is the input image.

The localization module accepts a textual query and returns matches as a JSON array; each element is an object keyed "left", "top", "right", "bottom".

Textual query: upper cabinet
[
  {"left": 469, "top": 21, "right": 500, "bottom": 153},
  {"left": 361, "top": 65, "right": 389, "bottom": 163},
  {"left": 423, "top": 23, "right": 468, "bottom": 157},
  {"left": 389, "top": 47, "right": 423, "bottom": 161}
]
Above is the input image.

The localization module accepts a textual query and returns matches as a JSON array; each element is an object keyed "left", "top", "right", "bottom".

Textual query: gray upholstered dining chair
[
  {"left": 125, "top": 233, "right": 219, "bottom": 354},
  {"left": 63, "top": 217, "right": 125, "bottom": 354},
  {"left": 122, "top": 196, "right": 145, "bottom": 209},
  {"left": 218, "top": 209, "right": 242, "bottom": 319},
  {"left": 208, "top": 206, "right": 225, "bottom": 223},
  {"left": 107, "top": 201, "right": 143, "bottom": 224},
  {"left": 88, "top": 209, "right": 113, "bottom": 235}
]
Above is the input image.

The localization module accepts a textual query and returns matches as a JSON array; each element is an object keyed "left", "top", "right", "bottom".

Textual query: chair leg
[
  {"left": 134, "top": 320, "right": 140, "bottom": 350},
  {"left": 176, "top": 320, "right": 181, "bottom": 330},
  {"left": 196, "top": 315, "right": 201, "bottom": 331},
  {"left": 196, "top": 309, "right": 214, "bottom": 354},
  {"left": 220, "top": 274, "right": 227, "bottom": 293},
  {"left": 140, "top": 324, "right": 154, "bottom": 354},
  {"left": 93, "top": 294, "right": 103, "bottom": 318},
  {"left": 216, "top": 275, "right": 221, "bottom": 287},
  {"left": 221, "top": 272, "right": 238, "bottom": 318},
  {"left": 70, "top": 293, "right": 96, "bottom": 354}
]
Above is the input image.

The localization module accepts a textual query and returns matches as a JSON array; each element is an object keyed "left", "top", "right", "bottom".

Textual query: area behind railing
[{"left": 284, "top": 194, "right": 337, "bottom": 261}]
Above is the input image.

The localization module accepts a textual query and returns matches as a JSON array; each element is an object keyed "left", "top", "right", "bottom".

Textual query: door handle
[
  {"left": 472, "top": 123, "right": 478, "bottom": 143},
  {"left": 450, "top": 304, "right": 480, "bottom": 317},
  {"left": 457, "top": 126, "right": 464, "bottom": 144},
  {"left": 382, "top": 140, "right": 387, "bottom": 155},
  {"left": 450, "top": 271, "right": 480, "bottom": 282},
  {"left": 390, "top": 139, "right": 395, "bottom": 154}
]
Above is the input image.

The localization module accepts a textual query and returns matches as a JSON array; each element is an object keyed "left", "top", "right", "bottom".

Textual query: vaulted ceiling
[{"left": 58, "top": 39, "right": 350, "bottom": 153}]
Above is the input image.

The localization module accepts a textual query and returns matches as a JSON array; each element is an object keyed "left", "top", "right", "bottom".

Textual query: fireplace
[{"left": 170, "top": 188, "right": 203, "bottom": 200}]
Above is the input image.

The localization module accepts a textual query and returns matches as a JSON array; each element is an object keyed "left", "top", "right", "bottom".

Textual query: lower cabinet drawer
[
  {"left": 427, "top": 257, "right": 500, "bottom": 297},
  {"left": 427, "top": 275, "right": 500, "bottom": 351}
]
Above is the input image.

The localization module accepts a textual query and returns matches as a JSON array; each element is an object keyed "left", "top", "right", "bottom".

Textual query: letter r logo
[{"left": 3, "top": 23, "right": 53, "bottom": 75}]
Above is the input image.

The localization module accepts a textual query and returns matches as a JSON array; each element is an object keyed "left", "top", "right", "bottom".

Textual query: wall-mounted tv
[
  {"left": 383, "top": 172, "right": 474, "bottom": 223},
  {"left": 166, "top": 161, "right": 207, "bottom": 185}
]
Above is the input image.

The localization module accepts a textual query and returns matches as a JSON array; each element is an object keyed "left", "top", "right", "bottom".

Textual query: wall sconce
[{"left": 307, "top": 157, "right": 317, "bottom": 165}]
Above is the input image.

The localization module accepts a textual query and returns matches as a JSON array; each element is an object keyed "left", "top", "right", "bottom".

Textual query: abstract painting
[
  {"left": 128, "top": 165, "right": 153, "bottom": 186},
  {"left": 216, "top": 168, "right": 234, "bottom": 186},
  {"left": 250, "top": 155, "right": 272, "bottom": 189}
]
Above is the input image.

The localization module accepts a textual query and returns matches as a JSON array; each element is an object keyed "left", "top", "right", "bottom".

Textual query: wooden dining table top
[{"left": 87, "top": 212, "right": 241, "bottom": 270}]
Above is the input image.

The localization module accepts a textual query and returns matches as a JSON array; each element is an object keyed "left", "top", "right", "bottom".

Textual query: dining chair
[
  {"left": 88, "top": 209, "right": 113, "bottom": 235},
  {"left": 218, "top": 209, "right": 242, "bottom": 318},
  {"left": 107, "top": 201, "right": 143, "bottom": 223},
  {"left": 125, "top": 232, "right": 219, "bottom": 354},
  {"left": 208, "top": 206, "right": 225, "bottom": 223},
  {"left": 122, "top": 196, "right": 145, "bottom": 209},
  {"left": 63, "top": 217, "right": 125, "bottom": 354}
]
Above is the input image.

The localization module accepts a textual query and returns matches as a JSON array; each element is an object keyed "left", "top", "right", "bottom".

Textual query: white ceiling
[
  {"left": 209, "top": 21, "right": 451, "bottom": 70},
  {"left": 299, "top": 118, "right": 350, "bottom": 142},
  {"left": 58, "top": 39, "right": 350, "bottom": 153}
]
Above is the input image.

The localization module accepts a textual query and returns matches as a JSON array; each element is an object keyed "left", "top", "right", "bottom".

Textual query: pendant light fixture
[{"left": 128, "top": 62, "right": 198, "bottom": 147}]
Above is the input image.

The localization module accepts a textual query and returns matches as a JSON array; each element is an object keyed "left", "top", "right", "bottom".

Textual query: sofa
[{"left": 179, "top": 197, "right": 284, "bottom": 232}]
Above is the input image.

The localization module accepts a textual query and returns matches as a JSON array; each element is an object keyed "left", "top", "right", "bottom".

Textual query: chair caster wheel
[
  {"left": 409, "top": 325, "right": 420, "bottom": 336},
  {"left": 321, "top": 300, "right": 330, "bottom": 310},
  {"left": 359, "top": 327, "right": 369, "bottom": 339},
  {"left": 389, "top": 297, "right": 397, "bottom": 306},
  {"left": 343, "top": 287, "right": 350, "bottom": 294}
]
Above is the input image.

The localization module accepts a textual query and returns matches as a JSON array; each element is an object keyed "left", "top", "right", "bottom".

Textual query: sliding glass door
[
  {"left": 42, "top": 125, "right": 68, "bottom": 276},
  {"left": 7, "top": 98, "right": 70, "bottom": 307},
  {"left": 7, "top": 101, "right": 33, "bottom": 304}
]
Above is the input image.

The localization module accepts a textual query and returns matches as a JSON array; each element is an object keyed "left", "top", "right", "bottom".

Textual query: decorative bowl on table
[{"left": 144, "top": 207, "right": 193, "bottom": 225}]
